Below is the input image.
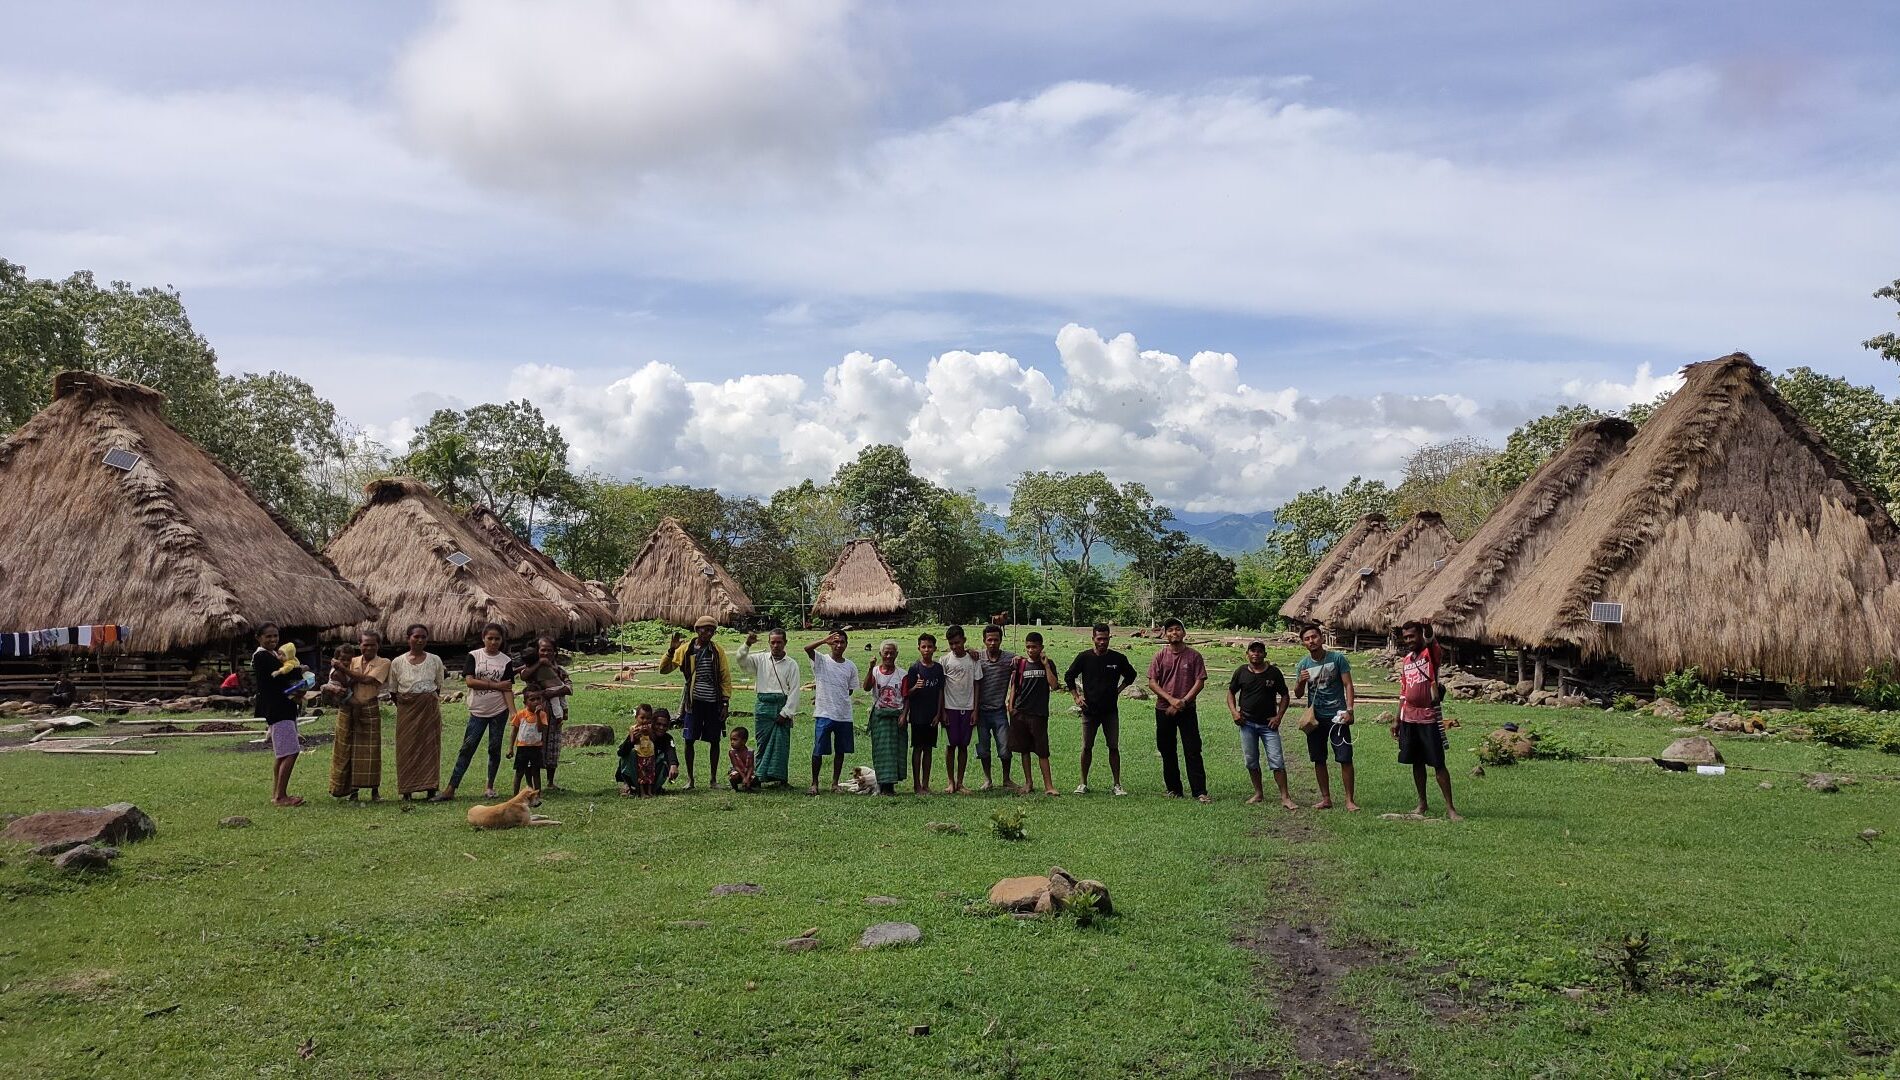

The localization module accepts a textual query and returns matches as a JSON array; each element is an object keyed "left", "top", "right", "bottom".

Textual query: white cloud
[
  {"left": 1561, "top": 361, "right": 1686, "bottom": 411},
  {"left": 394, "top": 0, "right": 869, "bottom": 194},
  {"left": 495, "top": 325, "right": 1486, "bottom": 510}
]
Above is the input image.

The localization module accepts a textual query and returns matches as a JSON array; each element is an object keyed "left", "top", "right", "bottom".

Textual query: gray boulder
[{"left": 857, "top": 922, "right": 922, "bottom": 949}]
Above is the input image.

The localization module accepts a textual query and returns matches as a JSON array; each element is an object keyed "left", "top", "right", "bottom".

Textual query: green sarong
[
  {"left": 753, "top": 692, "right": 791, "bottom": 784},
  {"left": 869, "top": 706, "right": 907, "bottom": 784}
]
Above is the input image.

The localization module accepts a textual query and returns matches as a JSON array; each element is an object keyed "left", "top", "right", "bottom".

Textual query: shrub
[
  {"left": 1855, "top": 663, "right": 1900, "bottom": 711},
  {"left": 1530, "top": 727, "right": 1609, "bottom": 761},
  {"left": 1611, "top": 694, "right": 1641, "bottom": 712},
  {"left": 609, "top": 620, "right": 684, "bottom": 654},
  {"left": 1785, "top": 681, "right": 1822, "bottom": 712},
  {"left": 989, "top": 808, "right": 1027, "bottom": 841},
  {"left": 1654, "top": 668, "right": 1732, "bottom": 712},
  {"left": 1803, "top": 708, "right": 1900, "bottom": 754}
]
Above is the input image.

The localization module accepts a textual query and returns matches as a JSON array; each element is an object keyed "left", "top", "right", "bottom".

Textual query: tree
[
  {"left": 1116, "top": 531, "right": 1237, "bottom": 626},
  {"left": 767, "top": 479, "right": 857, "bottom": 595},
  {"left": 1395, "top": 438, "right": 1504, "bottom": 539},
  {"left": 1773, "top": 366, "right": 1900, "bottom": 513},
  {"left": 1005, "top": 470, "right": 1166, "bottom": 625},
  {"left": 1244, "top": 477, "right": 1398, "bottom": 614},
  {"left": 825, "top": 445, "right": 1005, "bottom": 622},
  {"left": 399, "top": 400, "right": 575, "bottom": 531},
  {"left": 1865, "top": 278, "right": 1900, "bottom": 367},
  {"left": 1482, "top": 404, "right": 1605, "bottom": 492}
]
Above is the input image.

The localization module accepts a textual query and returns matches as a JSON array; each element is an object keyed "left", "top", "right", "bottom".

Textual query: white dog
[{"left": 836, "top": 765, "right": 878, "bottom": 795}]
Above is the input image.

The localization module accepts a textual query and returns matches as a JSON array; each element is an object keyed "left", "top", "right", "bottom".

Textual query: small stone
[
  {"left": 780, "top": 936, "right": 821, "bottom": 953},
  {"left": 1560, "top": 987, "right": 1587, "bottom": 1000},
  {"left": 53, "top": 844, "right": 118, "bottom": 872},
  {"left": 865, "top": 896, "right": 902, "bottom": 906},
  {"left": 1074, "top": 879, "right": 1113, "bottom": 914},
  {"left": 908, "top": 1024, "right": 931, "bottom": 1037},
  {"left": 925, "top": 821, "right": 964, "bottom": 834},
  {"left": 987, "top": 875, "right": 1050, "bottom": 912},
  {"left": 857, "top": 922, "right": 922, "bottom": 949},
  {"left": 1032, "top": 890, "right": 1055, "bottom": 914},
  {"left": 1804, "top": 773, "right": 1844, "bottom": 793},
  {"left": 1470, "top": 765, "right": 1486, "bottom": 778},
  {"left": 1860, "top": 829, "right": 1883, "bottom": 842},
  {"left": 711, "top": 883, "right": 764, "bottom": 897},
  {"left": 745, "top": 980, "right": 758, "bottom": 991},
  {"left": 31, "top": 839, "right": 86, "bottom": 857},
  {"left": 667, "top": 920, "right": 712, "bottom": 930},
  {"left": 218, "top": 816, "right": 252, "bottom": 829},
  {"left": 560, "top": 724, "right": 617, "bottom": 747},
  {"left": 1757, "top": 781, "right": 1773, "bottom": 791}
]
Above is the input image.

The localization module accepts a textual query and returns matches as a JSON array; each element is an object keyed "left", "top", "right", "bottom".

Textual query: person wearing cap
[{"left": 661, "top": 615, "right": 733, "bottom": 789}]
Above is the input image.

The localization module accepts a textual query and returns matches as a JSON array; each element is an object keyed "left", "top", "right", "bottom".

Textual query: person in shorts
[
  {"left": 660, "top": 615, "right": 732, "bottom": 789},
  {"left": 1293, "top": 626, "right": 1358, "bottom": 811},
  {"left": 1006, "top": 632, "right": 1060, "bottom": 795},
  {"left": 1228, "top": 641, "right": 1294, "bottom": 809},
  {"left": 252, "top": 623, "right": 306, "bottom": 807},
  {"left": 506, "top": 687, "right": 551, "bottom": 796},
  {"left": 1394, "top": 621, "right": 1462, "bottom": 821},
  {"left": 973, "top": 624, "right": 1018, "bottom": 792},
  {"left": 1062, "top": 623, "right": 1138, "bottom": 795},
  {"left": 937, "top": 625, "right": 984, "bottom": 794},
  {"left": 903, "top": 635, "right": 946, "bottom": 795},
  {"left": 804, "top": 630, "right": 860, "bottom": 795}
]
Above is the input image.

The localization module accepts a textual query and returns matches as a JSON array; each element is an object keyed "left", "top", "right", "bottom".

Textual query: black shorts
[
  {"left": 1082, "top": 711, "right": 1119, "bottom": 749},
  {"left": 1009, "top": 711, "right": 1050, "bottom": 758},
  {"left": 910, "top": 721, "right": 939, "bottom": 751},
  {"left": 1304, "top": 716, "right": 1353, "bottom": 765},
  {"left": 513, "top": 745, "right": 545, "bottom": 775},
  {"left": 1396, "top": 720, "right": 1448, "bottom": 768}
]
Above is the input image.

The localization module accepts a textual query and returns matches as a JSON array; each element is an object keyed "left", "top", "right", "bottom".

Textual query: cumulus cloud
[
  {"left": 1561, "top": 361, "right": 1686, "bottom": 411},
  {"left": 493, "top": 325, "right": 1488, "bottom": 510},
  {"left": 395, "top": 0, "right": 869, "bottom": 193}
]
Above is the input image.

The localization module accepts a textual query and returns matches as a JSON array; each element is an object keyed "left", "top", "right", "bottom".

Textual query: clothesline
[{"left": 0, "top": 624, "right": 134, "bottom": 657}]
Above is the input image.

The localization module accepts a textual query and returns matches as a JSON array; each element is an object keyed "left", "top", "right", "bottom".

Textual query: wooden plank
[{"left": 39, "top": 748, "right": 159, "bottom": 756}]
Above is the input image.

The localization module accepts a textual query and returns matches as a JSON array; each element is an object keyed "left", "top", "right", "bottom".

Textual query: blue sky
[{"left": 3, "top": 1, "right": 1896, "bottom": 511}]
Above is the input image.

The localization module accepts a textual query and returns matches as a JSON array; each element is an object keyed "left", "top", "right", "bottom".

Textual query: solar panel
[
  {"left": 446, "top": 551, "right": 472, "bottom": 568},
  {"left": 1588, "top": 602, "right": 1624, "bottom": 624},
  {"left": 102, "top": 447, "right": 141, "bottom": 471},
  {"left": 1358, "top": 566, "right": 1374, "bottom": 577}
]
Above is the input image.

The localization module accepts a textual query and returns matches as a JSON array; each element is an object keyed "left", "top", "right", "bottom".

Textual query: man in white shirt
[
  {"left": 737, "top": 629, "right": 803, "bottom": 788},
  {"left": 804, "top": 630, "right": 860, "bottom": 796},
  {"left": 938, "top": 625, "right": 984, "bottom": 794}
]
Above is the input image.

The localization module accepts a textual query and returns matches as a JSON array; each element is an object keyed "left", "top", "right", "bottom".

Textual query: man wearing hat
[{"left": 661, "top": 615, "right": 733, "bottom": 789}]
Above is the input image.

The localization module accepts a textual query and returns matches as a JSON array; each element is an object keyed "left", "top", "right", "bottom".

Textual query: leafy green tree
[
  {"left": 767, "top": 479, "right": 857, "bottom": 593},
  {"left": 1119, "top": 533, "right": 1237, "bottom": 626},
  {"left": 1005, "top": 469, "right": 1166, "bottom": 625},
  {"left": 1865, "top": 278, "right": 1900, "bottom": 367},
  {"left": 825, "top": 445, "right": 1004, "bottom": 621},
  {"left": 1774, "top": 366, "right": 1900, "bottom": 512},
  {"left": 1244, "top": 477, "right": 1397, "bottom": 616},
  {"left": 399, "top": 400, "right": 575, "bottom": 531},
  {"left": 1395, "top": 437, "right": 1504, "bottom": 539},
  {"left": 1482, "top": 404, "right": 1605, "bottom": 492}
]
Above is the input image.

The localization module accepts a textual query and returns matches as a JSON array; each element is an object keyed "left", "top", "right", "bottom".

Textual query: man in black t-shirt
[
  {"left": 1062, "top": 623, "right": 1138, "bottom": 796},
  {"left": 1227, "top": 641, "right": 1293, "bottom": 809}
]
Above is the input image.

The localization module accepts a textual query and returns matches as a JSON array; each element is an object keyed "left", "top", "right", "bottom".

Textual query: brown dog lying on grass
[{"left": 466, "top": 787, "right": 562, "bottom": 829}]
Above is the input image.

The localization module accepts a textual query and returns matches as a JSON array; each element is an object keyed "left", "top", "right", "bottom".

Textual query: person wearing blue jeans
[
  {"left": 973, "top": 624, "right": 1017, "bottom": 792},
  {"left": 435, "top": 623, "right": 517, "bottom": 801},
  {"left": 1228, "top": 641, "right": 1294, "bottom": 810}
]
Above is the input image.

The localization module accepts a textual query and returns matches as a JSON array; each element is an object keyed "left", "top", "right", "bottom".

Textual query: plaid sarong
[
  {"left": 869, "top": 706, "right": 907, "bottom": 784},
  {"left": 393, "top": 692, "right": 441, "bottom": 795},
  {"left": 753, "top": 692, "right": 791, "bottom": 784},
  {"left": 544, "top": 715, "right": 565, "bottom": 770},
  {"left": 330, "top": 698, "right": 382, "bottom": 797}
]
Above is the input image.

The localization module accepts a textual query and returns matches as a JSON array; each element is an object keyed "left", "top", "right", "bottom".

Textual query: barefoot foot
[
  {"left": 1312, "top": 799, "right": 1333, "bottom": 810},
  {"left": 1244, "top": 794, "right": 1265, "bottom": 806}
]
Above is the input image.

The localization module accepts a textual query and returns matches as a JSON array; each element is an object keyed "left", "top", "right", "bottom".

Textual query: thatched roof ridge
[
  {"left": 1402, "top": 417, "right": 1636, "bottom": 639},
  {"left": 323, "top": 478, "right": 585, "bottom": 643},
  {"left": 812, "top": 538, "right": 909, "bottom": 619},
  {"left": 462, "top": 505, "right": 614, "bottom": 636},
  {"left": 1317, "top": 512, "right": 1460, "bottom": 633},
  {"left": 1277, "top": 514, "right": 1389, "bottom": 625},
  {"left": 0, "top": 371, "right": 374, "bottom": 652},
  {"left": 1481, "top": 353, "right": 1900, "bottom": 681},
  {"left": 612, "top": 517, "right": 755, "bottom": 626}
]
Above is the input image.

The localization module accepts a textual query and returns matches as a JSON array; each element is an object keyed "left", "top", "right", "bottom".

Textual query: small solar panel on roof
[
  {"left": 102, "top": 447, "right": 141, "bottom": 471},
  {"left": 446, "top": 551, "right": 472, "bottom": 568}
]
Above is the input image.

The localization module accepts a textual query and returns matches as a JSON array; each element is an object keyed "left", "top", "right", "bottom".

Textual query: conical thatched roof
[
  {"left": 324, "top": 478, "right": 587, "bottom": 644},
  {"left": 0, "top": 371, "right": 374, "bottom": 652},
  {"left": 1402, "top": 417, "right": 1638, "bottom": 642},
  {"left": 1278, "top": 514, "right": 1389, "bottom": 626},
  {"left": 463, "top": 505, "right": 615, "bottom": 636},
  {"left": 612, "top": 517, "right": 755, "bottom": 626},
  {"left": 1479, "top": 353, "right": 1900, "bottom": 682},
  {"left": 812, "top": 538, "right": 909, "bottom": 620},
  {"left": 1318, "top": 512, "right": 1460, "bottom": 634},
  {"left": 582, "top": 580, "right": 619, "bottom": 621}
]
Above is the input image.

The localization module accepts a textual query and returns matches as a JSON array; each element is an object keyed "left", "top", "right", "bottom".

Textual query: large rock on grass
[
  {"left": 561, "top": 724, "right": 616, "bottom": 747},
  {"left": 3, "top": 803, "right": 155, "bottom": 849},
  {"left": 987, "top": 875, "right": 1050, "bottom": 912},
  {"left": 1657, "top": 736, "right": 1722, "bottom": 766},
  {"left": 53, "top": 844, "right": 119, "bottom": 872},
  {"left": 857, "top": 922, "right": 922, "bottom": 949}
]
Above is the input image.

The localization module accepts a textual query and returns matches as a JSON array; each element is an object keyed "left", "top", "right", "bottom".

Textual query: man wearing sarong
[
  {"left": 388, "top": 623, "right": 446, "bottom": 801},
  {"left": 329, "top": 629, "right": 390, "bottom": 801},
  {"left": 661, "top": 616, "right": 733, "bottom": 789},
  {"left": 519, "top": 636, "right": 574, "bottom": 791},
  {"left": 862, "top": 639, "right": 908, "bottom": 795},
  {"left": 736, "top": 628, "right": 801, "bottom": 787}
]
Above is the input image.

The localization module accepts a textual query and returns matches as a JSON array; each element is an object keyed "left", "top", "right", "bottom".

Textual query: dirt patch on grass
[
  {"left": 1233, "top": 816, "right": 1413, "bottom": 1079},
  {"left": 43, "top": 969, "right": 117, "bottom": 997}
]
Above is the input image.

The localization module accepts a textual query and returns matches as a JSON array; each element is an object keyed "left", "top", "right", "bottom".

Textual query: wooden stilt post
[{"left": 1532, "top": 653, "right": 1547, "bottom": 692}]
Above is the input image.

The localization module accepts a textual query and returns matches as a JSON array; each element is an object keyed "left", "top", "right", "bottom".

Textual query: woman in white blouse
[{"left": 388, "top": 623, "right": 448, "bottom": 801}]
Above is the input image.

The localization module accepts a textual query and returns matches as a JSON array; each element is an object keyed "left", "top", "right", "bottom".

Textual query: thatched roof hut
[
  {"left": 1317, "top": 512, "right": 1460, "bottom": 634},
  {"left": 462, "top": 505, "right": 615, "bottom": 636},
  {"left": 1402, "top": 417, "right": 1638, "bottom": 643},
  {"left": 324, "top": 478, "right": 588, "bottom": 643},
  {"left": 612, "top": 517, "right": 755, "bottom": 626},
  {"left": 0, "top": 372, "right": 374, "bottom": 652},
  {"left": 812, "top": 539, "right": 909, "bottom": 621},
  {"left": 582, "top": 580, "right": 618, "bottom": 621},
  {"left": 1277, "top": 514, "right": 1389, "bottom": 626},
  {"left": 1477, "top": 353, "right": 1900, "bottom": 683}
]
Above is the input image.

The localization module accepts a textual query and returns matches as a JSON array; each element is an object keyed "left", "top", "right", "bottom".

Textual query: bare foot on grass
[
  {"left": 1244, "top": 794, "right": 1265, "bottom": 806},
  {"left": 1447, "top": 810, "right": 1465, "bottom": 822},
  {"left": 1281, "top": 797, "right": 1299, "bottom": 810},
  {"left": 1346, "top": 801, "right": 1361, "bottom": 812},
  {"left": 1312, "top": 799, "right": 1333, "bottom": 810}
]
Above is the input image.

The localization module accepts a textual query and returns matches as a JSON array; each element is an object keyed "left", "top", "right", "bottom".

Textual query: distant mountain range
[{"left": 978, "top": 509, "right": 1277, "bottom": 561}]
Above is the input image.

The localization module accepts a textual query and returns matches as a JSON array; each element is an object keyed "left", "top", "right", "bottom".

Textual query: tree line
[{"left": 7, "top": 257, "right": 1899, "bottom": 629}]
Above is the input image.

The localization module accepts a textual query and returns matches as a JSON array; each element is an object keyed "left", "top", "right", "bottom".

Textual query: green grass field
[{"left": 2, "top": 624, "right": 1896, "bottom": 1078}]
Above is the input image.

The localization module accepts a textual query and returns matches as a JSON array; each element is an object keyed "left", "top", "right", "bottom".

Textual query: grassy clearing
[{"left": 1, "top": 624, "right": 1896, "bottom": 1078}]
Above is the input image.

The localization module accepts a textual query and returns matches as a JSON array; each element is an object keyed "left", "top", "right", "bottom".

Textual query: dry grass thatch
[
  {"left": 1277, "top": 514, "right": 1389, "bottom": 625},
  {"left": 1479, "top": 353, "right": 1900, "bottom": 682},
  {"left": 812, "top": 538, "right": 909, "bottom": 619},
  {"left": 462, "top": 505, "right": 614, "bottom": 636},
  {"left": 0, "top": 372, "right": 375, "bottom": 653},
  {"left": 1317, "top": 512, "right": 1460, "bottom": 633},
  {"left": 323, "top": 478, "right": 592, "bottom": 644},
  {"left": 1401, "top": 417, "right": 1637, "bottom": 641},
  {"left": 612, "top": 517, "right": 755, "bottom": 626},
  {"left": 581, "top": 579, "right": 618, "bottom": 621}
]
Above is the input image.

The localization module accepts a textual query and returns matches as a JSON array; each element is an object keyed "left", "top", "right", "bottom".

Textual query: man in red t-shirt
[{"left": 1393, "top": 622, "right": 1462, "bottom": 821}]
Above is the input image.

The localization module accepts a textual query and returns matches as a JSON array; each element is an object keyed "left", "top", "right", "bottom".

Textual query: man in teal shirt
[{"left": 1293, "top": 626, "right": 1357, "bottom": 811}]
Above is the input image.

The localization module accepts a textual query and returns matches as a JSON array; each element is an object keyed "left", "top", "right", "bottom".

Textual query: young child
[
  {"left": 506, "top": 687, "right": 551, "bottom": 797},
  {"left": 653, "top": 706, "right": 681, "bottom": 787},
  {"left": 633, "top": 721, "right": 660, "bottom": 797},
  {"left": 275, "top": 642, "right": 304, "bottom": 677},
  {"left": 903, "top": 633, "right": 945, "bottom": 796},
  {"left": 318, "top": 642, "right": 358, "bottom": 700},
  {"left": 616, "top": 703, "right": 655, "bottom": 796},
  {"left": 728, "top": 726, "right": 758, "bottom": 792}
]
